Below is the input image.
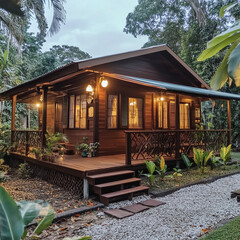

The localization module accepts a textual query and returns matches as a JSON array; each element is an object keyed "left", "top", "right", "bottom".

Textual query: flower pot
[{"left": 81, "top": 151, "right": 88, "bottom": 158}]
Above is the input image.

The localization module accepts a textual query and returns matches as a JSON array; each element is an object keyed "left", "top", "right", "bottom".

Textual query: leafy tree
[{"left": 31, "top": 45, "right": 91, "bottom": 78}]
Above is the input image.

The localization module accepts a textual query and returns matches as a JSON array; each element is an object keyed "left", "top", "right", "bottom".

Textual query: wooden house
[{"left": 1, "top": 45, "right": 240, "bottom": 201}]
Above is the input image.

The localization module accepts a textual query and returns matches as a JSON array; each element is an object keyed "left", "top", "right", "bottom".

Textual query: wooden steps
[
  {"left": 100, "top": 186, "right": 149, "bottom": 206},
  {"left": 87, "top": 170, "right": 149, "bottom": 206}
]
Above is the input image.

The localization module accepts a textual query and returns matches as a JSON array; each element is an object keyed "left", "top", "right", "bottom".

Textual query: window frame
[
  {"left": 68, "top": 94, "right": 88, "bottom": 129},
  {"left": 156, "top": 100, "right": 169, "bottom": 129},
  {"left": 107, "top": 94, "right": 119, "bottom": 129},
  {"left": 179, "top": 102, "right": 190, "bottom": 129},
  {"left": 128, "top": 96, "right": 144, "bottom": 129}
]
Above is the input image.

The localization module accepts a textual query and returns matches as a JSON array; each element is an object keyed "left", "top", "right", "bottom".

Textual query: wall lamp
[
  {"left": 86, "top": 84, "right": 94, "bottom": 104},
  {"left": 101, "top": 78, "right": 108, "bottom": 88}
]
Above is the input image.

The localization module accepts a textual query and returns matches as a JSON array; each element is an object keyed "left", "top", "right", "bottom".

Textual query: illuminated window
[
  {"left": 129, "top": 98, "right": 143, "bottom": 128},
  {"left": 108, "top": 95, "right": 118, "bottom": 128},
  {"left": 69, "top": 95, "right": 87, "bottom": 128},
  {"left": 180, "top": 103, "right": 190, "bottom": 129},
  {"left": 158, "top": 101, "right": 168, "bottom": 128},
  {"left": 195, "top": 107, "right": 201, "bottom": 123}
]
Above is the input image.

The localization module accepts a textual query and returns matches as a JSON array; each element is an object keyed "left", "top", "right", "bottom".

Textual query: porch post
[
  {"left": 93, "top": 74, "right": 99, "bottom": 144},
  {"left": 11, "top": 95, "right": 16, "bottom": 145},
  {"left": 175, "top": 94, "right": 180, "bottom": 159},
  {"left": 227, "top": 100, "right": 231, "bottom": 146},
  {"left": 42, "top": 86, "right": 48, "bottom": 147}
]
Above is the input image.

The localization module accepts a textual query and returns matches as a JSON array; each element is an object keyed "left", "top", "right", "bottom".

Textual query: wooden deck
[{"left": 10, "top": 152, "right": 150, "bottom": 178}]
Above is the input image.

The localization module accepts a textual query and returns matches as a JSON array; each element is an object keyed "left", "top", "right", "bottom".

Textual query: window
[
  {"left": 195, "top": 107, "right": 201, "bottom": 123},
  {"left": 108, "top": 94, "right": 118, "bottom": 128},
  {"left": 69, "top": 94, "right": 87, "bottom": 128},
  {"left": 180, "top": 103, "right": 190, "bottom": 129},
  {"left": 157, "top": 101, "right": 168, "bottom": 128},
  {"left": 129, "top": 98, "right": 143, "bottom": 128}
]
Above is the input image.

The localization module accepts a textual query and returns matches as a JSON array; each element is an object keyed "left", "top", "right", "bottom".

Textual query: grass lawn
[
  {"left": 202, "top": 215, "right": 240, "bottom": 240},
  {"left": 142, "top": 164, "right": 240, "bottom": 191}
]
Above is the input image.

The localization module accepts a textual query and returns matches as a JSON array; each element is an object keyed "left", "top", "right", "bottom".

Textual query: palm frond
[{"left": 48, "top": 0, "right": 66, "bottom": 36}]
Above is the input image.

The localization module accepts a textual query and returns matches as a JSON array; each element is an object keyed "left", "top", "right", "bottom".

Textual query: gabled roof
[{"left": 0, "top": 44, "right": 209, "bottom": 100}]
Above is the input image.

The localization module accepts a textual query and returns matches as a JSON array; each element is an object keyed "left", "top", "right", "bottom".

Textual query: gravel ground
[{"left": 76, "top": 174, "right": 240, "bottom": 240}]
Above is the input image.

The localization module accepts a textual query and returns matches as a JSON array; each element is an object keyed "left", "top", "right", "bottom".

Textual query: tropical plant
[
  {"left": 193, "top": 148, "right": 213, "bottom": 173},
  {"left": 155, "top": 156, "right": 167, "bottom": 180},
  {"left": 0, "top": 186, "right": 55, "bottom": 240},
  {"left": 181, "top": 153, "right": 193, "bottom": 170},
  {"left": 208, "top": 155, "right": 221, "bottom": 170},
  {"left": 0, "top": 158, "right": 10, "bottom": 172},
  {"left": 31, "top": 147, "right": 42, "bottom": 160},
  {"left": 0, "top": 171, "right": 7, "bottom": 182},
  {"left": 198, "top": 2, "right": 240, "bottom": 89},
  {"left": 143, "top": 160, "right": 156, "bottom": 185},
  {"left": 220, "top": 144, "right": 232, "bottom": 167},
  {"left": 42, "top": 131, "right": 68, "bottom": 161},
  {"left": 63, "top": 237, "right": 91, "bottom": 240},
  {"left": 0, "top": 124, "right": 11, "bottom": 157},
  {"left": 172, "top": 168, "right": 183, "bottom": 179},
  {"left": 17, "top": 162, "right": 33, "bottom": 179}
]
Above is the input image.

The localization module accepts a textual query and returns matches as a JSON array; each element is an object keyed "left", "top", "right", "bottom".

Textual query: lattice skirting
[{"left": 9, "top": 157, "right": 84, "bottom": 198}]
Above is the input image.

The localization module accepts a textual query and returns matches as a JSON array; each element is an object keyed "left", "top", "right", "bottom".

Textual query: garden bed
[{"left": 0, "top": 169, "right": 97, "bottom": 213}]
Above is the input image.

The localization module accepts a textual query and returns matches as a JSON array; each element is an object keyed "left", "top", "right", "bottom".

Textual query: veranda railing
[{"left": 125, "top": 129, "right": 229, "bottom": 165}]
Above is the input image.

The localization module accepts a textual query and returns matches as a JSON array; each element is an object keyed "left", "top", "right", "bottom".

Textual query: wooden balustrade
[
  {"left": 125, "top": 129, "right": 229, "bottom": 165},
  {"left": 11, "top": 130, "right": 43, "bottom": 156}
]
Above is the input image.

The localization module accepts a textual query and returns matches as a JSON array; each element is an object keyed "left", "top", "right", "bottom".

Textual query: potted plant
[
  {"left": 89, "top": 142, "right": 100, "bottom": 157},
  {"left": 76, "top": 143, "right": 89, "bottom": 157}
]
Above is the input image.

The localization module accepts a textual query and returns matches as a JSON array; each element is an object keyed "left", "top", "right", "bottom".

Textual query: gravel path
[{"left": 78, "top": 174, "right": 240, "bottom": 240}]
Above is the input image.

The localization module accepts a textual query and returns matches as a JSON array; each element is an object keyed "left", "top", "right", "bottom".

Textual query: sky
[{"left": 34, "top": 0, "right": 148, "bottom": 58}]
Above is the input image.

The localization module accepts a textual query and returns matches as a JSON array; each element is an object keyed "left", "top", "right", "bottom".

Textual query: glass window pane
[
  {"left": 129, "top": 98, "right": 143, "bottom": 128},
  {"left": 163, "top": 101, "right": 168, "bottom": 129},
  {"left": 69, "top": 95, "right": 75, "bottom": 128},
  {"left": 180, "top": 103, "right": 190, "bottom": 129},
  {"left": 158, "top": 101, "right": 163, "bottom": 128},
  {"left": 80, "top": 95, "right": 87, "bottom": 128},
  {"left": 75, "top": 96, "right": 80, "bottom": 128},
  {"left": 108, "top": 95, "right": 118, "bottom": 128}
]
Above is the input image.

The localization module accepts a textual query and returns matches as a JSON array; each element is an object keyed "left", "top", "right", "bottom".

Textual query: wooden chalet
[{"left": 1, "top": 45, "right": 240, "bottom": 201}]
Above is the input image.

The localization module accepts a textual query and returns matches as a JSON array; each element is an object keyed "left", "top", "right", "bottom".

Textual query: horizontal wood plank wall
[
  {"left": 46, "top": 99, "right": 55, "bottom": 132},
  {"left": 98, "top": 78, "right": 153, "bottom": 155}
]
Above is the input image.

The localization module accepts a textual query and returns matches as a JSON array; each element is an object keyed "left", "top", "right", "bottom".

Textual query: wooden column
[
  {"left": 93, "top": 74, "right": 100, "bottom": 144},
  {"left": 11, "top": 95, "right": 17, "bottom": 145},
  {"left": 227, "top": 100, "right": 231, "bottom": 146},
  {"left": 42, "top": 87, "right": 48, "bottom": 147},
  {"left": 175, "top": 94, "right": 180, "bottom": 159}
]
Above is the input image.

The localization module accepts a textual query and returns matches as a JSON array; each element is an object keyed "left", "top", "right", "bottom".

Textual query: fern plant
[{"left": 220, "top": 144, "right": 231, "bottom": 167}]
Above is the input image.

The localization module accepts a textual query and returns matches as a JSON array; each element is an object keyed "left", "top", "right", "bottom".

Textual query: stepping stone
[
  {"left": 121, "top": 204, "right": 149, "bottom": 213},
  {"left": 140, "top": 199, "right": 166, "bottom": 207},
  {"left": 231, "top": 189, "right": 240, "bottom": 198},
  {"left": 104, "top": 209, "right": 134, "bottom": 219}
]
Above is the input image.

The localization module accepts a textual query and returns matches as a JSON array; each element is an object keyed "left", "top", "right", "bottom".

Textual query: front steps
[{"left": 87, "top": 170, "right": 149, "bottom": 206}]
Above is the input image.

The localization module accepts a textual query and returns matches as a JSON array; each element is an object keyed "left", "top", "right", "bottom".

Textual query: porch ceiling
[{"left": 105, "top": 73, "right": 240, "bottom": 100}]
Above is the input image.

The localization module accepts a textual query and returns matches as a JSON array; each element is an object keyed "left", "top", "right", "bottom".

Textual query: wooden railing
[
  {"left": 11, "top": 130, "right": 43, "bottom": 156},
  {"left": 125, "top": 129, "right": 229, "bottom": 165}
]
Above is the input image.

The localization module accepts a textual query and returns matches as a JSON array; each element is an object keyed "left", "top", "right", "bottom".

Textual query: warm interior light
[
  {"left": 86, "top": 84, "right": 93, "bottom": 92},
  {"left": 185, "top": 103, "right": 189, "bottom": 106},
  {"left": 101, "top": 79, "right": 108, "bottom": 88},
  {"left": 160, "top": 97, "right": 164, "bottom": 101},
  {"left": 130, "top": 101, "right": 136, "bottom": 106},
  {"left": 36, "top": 103, "right": 40, "bottom": 108}
]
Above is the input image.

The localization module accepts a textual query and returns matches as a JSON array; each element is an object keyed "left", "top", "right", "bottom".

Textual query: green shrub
[
  {"left": 17, "top": 162, "right": 33, "bottom": 179},
  {"left": 0, "top": 158, "right": 10, "bottom": 172}
]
